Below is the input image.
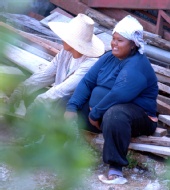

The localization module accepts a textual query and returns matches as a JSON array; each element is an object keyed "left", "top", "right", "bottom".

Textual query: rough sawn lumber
[
  {"left": 0, "top": 22, "right": 60, "bottom": 56},
  {"left": 84, "top": 131, "right": 170, "bottom": 156},
  {"left": 50, "top": 0, "right": 170, "bottom": 51},
  {"left": 3, "top": 41, "right": 50, "bottom": 74}
]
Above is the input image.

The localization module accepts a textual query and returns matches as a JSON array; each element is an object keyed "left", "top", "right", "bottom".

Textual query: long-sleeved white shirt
[{"left": 22, "top": 49, "right": 98, "bottom": 104}]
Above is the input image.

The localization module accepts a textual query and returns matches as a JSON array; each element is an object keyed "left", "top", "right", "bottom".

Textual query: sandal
[
  {"left": 108, "top": 168, "right": 123, "bottom": 180},
  {"left": 98, "top": 167, "right": 127, "bottom": 185}
]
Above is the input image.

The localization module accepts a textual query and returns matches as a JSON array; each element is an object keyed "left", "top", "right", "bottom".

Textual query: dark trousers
[
  {"left": 101, "top": 103, "right": 157, "bottom": 168},
  {"left": 57, "top": 97, "right": 157, "bottom": 168}
]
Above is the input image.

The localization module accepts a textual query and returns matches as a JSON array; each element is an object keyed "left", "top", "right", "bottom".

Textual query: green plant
[{"left": 126, "top": 150, "right": 138, "bottom": 169}]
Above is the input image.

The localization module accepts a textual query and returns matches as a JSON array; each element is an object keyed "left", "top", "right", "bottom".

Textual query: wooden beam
[
  {"left": 0, "top": 32, "right": 54, "bottom": 62},
  {"left": 128, "top": 143, "right": 170, "bottom": 156},
  {"left": 87, "top": 0, "right": 170, "bottom": 10},
  {"left": 158, "top": 82, "right": 170, "bottom": 95},
  {"left": 50, "top": 0, "right": 88, "bottom": 15},
  {"left": 156, "top": 10, "right": 166, "bottom": 37},
  {"left": 97, "top": 8, "right": 170, "bottom": 42},
  {"left": 159, "top": 115, "right": 170, "bottom": 127},
  {"left": 152, "top": 64, "right": 170, "bottom": 78},
  {"left": 50, "top": 7, "right": 74, "bottom": 18},
  {"left": 0, "top": 13, "right": 60, "bottom": 40},
  {"left": 83, "top": 131, "right": 170, "bottom": 156},
  {"left": 40, "top": 11, "right": 71, "bottom": 28},
  {"left": 131, "top": 136, "right": 170, "bottom": 147},
  {"left": 0, "top": 22, "right": 60, "bottom": 56},
  {"left": 158, "top": 95, "right": 170, "bottom": 105},
  {"left": 152, "top": 64, "right": 170, "bottom": 84},
  {"left": 3, "top": 42, "right": 50, "bottom": 74},
  {"left": 155, "top": 10, "right": 170, "bottom": 39},
  {"left": 157, "top": 99, "right": 170, "bottom": 115},
  {"left": 50, "top": 1, "right": 170, "bottom": 46},
  {"left": 28, "top": 12, "right": 44, "bottom": 21}
]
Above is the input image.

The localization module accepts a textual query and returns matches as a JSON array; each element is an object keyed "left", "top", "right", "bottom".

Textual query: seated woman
[
  {"left": 7, "top": 13, "right": 105, "bottom": 116},
  {"left": 64, "top": 15, "right": 158, "bottom": 184}
]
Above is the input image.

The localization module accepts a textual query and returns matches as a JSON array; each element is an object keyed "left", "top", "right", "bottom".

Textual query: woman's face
[{"left": 111, "top": 32, "right": 134, "bottom": 60}]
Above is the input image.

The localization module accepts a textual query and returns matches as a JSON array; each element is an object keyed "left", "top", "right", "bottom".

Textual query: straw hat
[{"left": 48, "top": 13, "right": 105, "bottom": 57}]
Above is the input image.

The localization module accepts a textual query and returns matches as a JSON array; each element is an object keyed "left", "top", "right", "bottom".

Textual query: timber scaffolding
[{"left": 1, "top": 0, "right": 170, "bottom": 157}]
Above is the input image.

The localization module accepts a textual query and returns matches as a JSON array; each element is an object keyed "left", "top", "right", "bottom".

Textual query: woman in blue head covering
[{"left": 64, "top": 15, "right": 158, "bottom": 184}]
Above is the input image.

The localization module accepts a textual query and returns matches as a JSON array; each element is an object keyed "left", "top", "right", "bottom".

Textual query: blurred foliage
[
  {"left": 0, "top": 12, "right": 95, "bottom": 189},
  {"left": 0, "top": 104, "right": 94, "bottom": 190}
]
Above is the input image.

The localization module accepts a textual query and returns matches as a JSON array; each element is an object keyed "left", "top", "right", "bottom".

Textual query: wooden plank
[
  {"left": 152, "top": 64, "right": 170, "bottom": 84},
  {"left": 0, "top": 33, "right": 54, "bottom": 62},
  {"left": 0, "top": 22, "right": 60, "bottom": 56},
  {"left": 155, "top": 73, "right": 170, "bottom": 85},
  {"left": 139, "top": 10, "right": 170, "bottom": 29},
  {"left": 84, "top": 131, "right": 170, "bottom": 156},
  {"left": 128, "top": 143, "right": 170, "bottom": 156},
  {"left": 156, "top": 10, "right": 164, "bottom": 37},
  {"left": 158, "top": 82, "right": 170, "bottom": 95},
  {"left": 3, "top": 42, "right": 50, "bottom": 74},
  {"left": 85, "top": 8, "right": 118, "bottom": 29},
  {"left": 40, "top": 11, "right": 71, "bottom": 28},
  {"left": 87, "top": 0, "right": 170, "bottom": 10},
  {"left": 153, "top": 127, "right": 167, "bottom": 137},
  {"left": 156, "top": 10, "right": 170, "bottom": 38},
  {"left": 158, "top": 115, "right": 170, "bottom": 127},
  {"left": 28, "top": 12, "right": 44, "bottom": 21},
  {"left": 50, "top": 0, "right": 170, "bottom": 46},
  {"left": 50, "top": 7, "right": 74, "bottom": 18},
  {"left": 11, "top": 38, "right": 54, "bottom": 62},
  {"left": 86, "top": 8, "right": 170, "bottom": 50},
  {"left": 50, "top": 0, "right": 89, "bottom": 15},
  {"left": 41, "top": 11, "right": 102, "bottom": 35},
  {"left": 131, "top": 136, "right": 170, "bottom": 147},
  {"left": 0, "top": 13, "right": 61, "bottom": 42},
  {"left": 157, "top": 99, "right": 170, "bottom": 115},
  {"left": 158, "top": 94, "right": 170, "bottom": 105}
]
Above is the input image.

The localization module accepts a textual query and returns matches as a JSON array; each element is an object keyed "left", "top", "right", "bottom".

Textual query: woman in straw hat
[
  {"left": 7, "top": 13, "right": 105, "bottom": 115},
  {"left": 64, "top": 15, "right": 158, "bottom": 184}
]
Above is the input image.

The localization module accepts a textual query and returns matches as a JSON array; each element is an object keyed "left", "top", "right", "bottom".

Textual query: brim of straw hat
[{"left": 48, "top": 21, "right": 105, "bottom": 57}]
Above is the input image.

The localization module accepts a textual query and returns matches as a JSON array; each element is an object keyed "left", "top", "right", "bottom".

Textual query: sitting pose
[
  {"left": 7, "top": 13, "right": 105, "bottom": 115},
  {"left": 64, "top": 15, "right": 158, "bottom": 183}
]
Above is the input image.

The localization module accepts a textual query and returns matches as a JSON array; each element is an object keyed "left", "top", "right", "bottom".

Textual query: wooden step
[{"left": 83, "top": 127, "right": 170, "bottom": 157}]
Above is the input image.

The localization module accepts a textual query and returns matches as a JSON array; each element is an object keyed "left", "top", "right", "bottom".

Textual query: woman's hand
[
  {"left": 89, "top": 107, "right": 100, "bottom": 130},
  {"left": 89, "top": 117, "right": 100, "bottom": 130}
]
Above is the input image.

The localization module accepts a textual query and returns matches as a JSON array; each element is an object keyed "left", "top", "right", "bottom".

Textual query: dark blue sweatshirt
[{"left": 66, "top": 51, "right": 158, "bottom": 121}]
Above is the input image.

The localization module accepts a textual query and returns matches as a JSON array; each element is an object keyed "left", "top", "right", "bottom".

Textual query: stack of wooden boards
[{"left": 0, "top": 6, "right": 170, "bottom": 157}]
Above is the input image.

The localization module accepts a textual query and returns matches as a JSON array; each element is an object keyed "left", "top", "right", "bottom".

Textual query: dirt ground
[{"left": 0, "top": 115, "right": 170, "bottom": 190}]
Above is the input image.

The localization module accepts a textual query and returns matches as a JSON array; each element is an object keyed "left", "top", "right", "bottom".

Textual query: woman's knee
[
  {"left": 102, "top": 104, "right": 131, "bottom": 133},
  {"left": 103, "top": 104, "right": 130, "bottom": 122}
]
